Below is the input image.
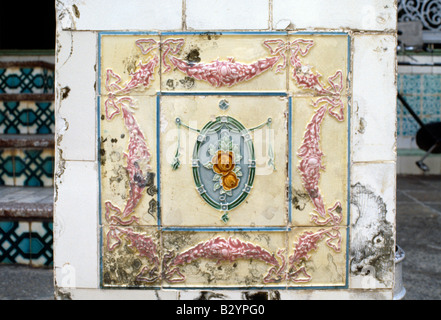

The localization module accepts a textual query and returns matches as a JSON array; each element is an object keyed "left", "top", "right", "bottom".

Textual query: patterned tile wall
[
  {"left": 0, "top": 149, "right": 54, "bottom": 187},
  {"left": 0, "top": 221, "right": 53, "bottom": 267},
  {"left": 397, "top": 73, "right": 441, "bottom": 138}
]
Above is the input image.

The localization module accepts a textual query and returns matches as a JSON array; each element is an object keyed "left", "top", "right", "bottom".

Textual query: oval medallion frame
[{"left": 192, "top": 116, "right": 256, "bottom": 217}]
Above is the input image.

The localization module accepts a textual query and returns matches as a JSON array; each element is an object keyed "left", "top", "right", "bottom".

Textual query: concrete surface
[
  {"left": 0, "top": 174, "right": 440, "bottom": 300},
  {"left": 396, "top": 175, "right": 441, "bottom": 300}
]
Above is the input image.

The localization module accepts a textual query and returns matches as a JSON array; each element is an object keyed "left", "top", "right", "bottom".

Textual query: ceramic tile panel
[{"left": 98, "top": 32, "right": 351, "bottom": 290}]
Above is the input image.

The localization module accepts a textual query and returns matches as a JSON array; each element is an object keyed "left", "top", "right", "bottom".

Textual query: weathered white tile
[
  {"left": 186, "top": 0, "right": 270, "bottom": 30},
  {"left": 352, "top": 34, "right": 397, "bottom": 163},
  {"left": 56, "top": 0, "right": 183, "bottom": 31},
  {"left": 54, "top": 161, "right": 99, "bottom": 289},
  {"left": 277, "top": 289, "right": 393, "bottom": 300},
  {"left": 56, "top": 31, "right": 97, "bottom": 162},
  {"left": 273, "top": 0, "right": 396, "bottom": 31},
  {"left": 350, "top": 162, "right": 396, "bottom": 289},
  {"left": 58, "top": 288, "right": 179, "bottom": 300}
]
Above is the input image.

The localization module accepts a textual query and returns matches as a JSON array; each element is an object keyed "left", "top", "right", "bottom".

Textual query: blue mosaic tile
[
  {"left": 0, "top": 222, "right": 31, "bottom": 265},
  {"left": 14, "top": 149, "right": 54, "bottom": 187},
  {"left": 422, "top": 74, "right": 441, "bottom": 95},
  {"left": 30, "top": 222, "right": 53, "bottom": 267},
  {"left": 0, "top": 150, "right": 15, "bottom": 186},
  {"left": 422, "top": 96, "right": 441, "bottom": 115},
  {"left": 0, "top": 101, "right": 54, "bottom": 134},
  {"left": 0, "top": 67, "right": 54, "bottom": 94},
  {"left": 400, "top": 74, "right": 422, "bottom": 95},
  {"left": 399, "top": 95, "right": 422, "bottom": 116},
  {"left": 401, "top": 115, "right": 420, "bottom": 137}
]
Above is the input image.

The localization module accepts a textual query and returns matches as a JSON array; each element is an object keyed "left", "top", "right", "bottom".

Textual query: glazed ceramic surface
[{"left": 99, "top": 33, "right": 350, "bottom": 289}]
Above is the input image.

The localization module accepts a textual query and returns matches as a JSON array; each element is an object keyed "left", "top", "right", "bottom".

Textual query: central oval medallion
[{"left": 192, "top": 116, "right": 256, "bottom": 222}]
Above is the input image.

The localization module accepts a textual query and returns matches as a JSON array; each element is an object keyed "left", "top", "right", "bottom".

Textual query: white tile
[
  {"left": 56, "top": 31, "right": 97, "bottom": 162},
  {"left": 277, "top": 289, "right": 393, "bottom": 300},
  {"left": 61, "top": 288, "right": 179, "bottom": 300},
  {"left": 186, "top": 0, "right": 270, "bottom": 30},
  {"left": 273, "top": 0, "right": 396, "bottom": 31},
  {"left": 352, "top": 34, "right": 397, "bottom": 163},
  {"left": 350, "top": 162, "right": 396, "bottom": 289},
  {"left": 54, "top": 161, "right": 99, "bottom": 289},
  {"left": 56, "top": 0, "right": 183, "bottom": 31}
]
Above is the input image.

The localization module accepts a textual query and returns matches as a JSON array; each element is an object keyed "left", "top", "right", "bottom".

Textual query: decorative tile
[
  {"left": 0, "top": 101, "right": 55, "bottom": 134},
  {"left": 102, "top": 226, "right": 161, "bottom": 288},
  {"left": 291, "top": 97, "right": 349, "bottom": 227},
  {"left": 160, "top": 33, "right": 289, "bottom": 93},
  {"left": 287, "top": 227, "right": 347, "bottom": 287},
  {"left": 161, "top": 231, "right": 287, "bottom": 289},
  {"left": 0, "top": 221, "right": 31, "bottom": 265},
  {"left": 98, "top": 32, "right": 351, "bottom": 290},
  {"left": 0, "top": 67, "right": 54, "bottom": 94},
  {"left": 99, "top": 34, "right": 161, "bottom": 96},
  {"left": 14, "top": 149, "right": 55, "bottom": 187},
  {"left": 0, "top": 101, "right": 29, "bottom": 134},
  {"left": 423, "top": 74, "right": 441, "bottom": 95},
  {"left": 30, "top": 222, "right": 53, "bottom": 267},
  {"left": 288, "top": 34, "right": 350, "bottom": 96},
  {"left": 0, "top": 150, "right": 15, "bottom": 186},
  {"left": 159, "top": 95, "right": 289, "bottom": 228}
]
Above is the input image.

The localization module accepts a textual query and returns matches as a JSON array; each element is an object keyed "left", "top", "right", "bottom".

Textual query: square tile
[
  {"left": 0, "top": 101, "right": 29, "bottom": 134},
  {"left": 287, "top": 227, "right": 347, "bottom": 288},
  {"left": 0, "top": 221, "right": 31, "bottom": 265},
  {"left": 0, "top": 149, "right": 15, "bottom": 186},
  {"left": 159, "top": 95, "right": 289, "bottom": 228},
  {"left": 99, "top": 34, "right": 161, "bottom": 96},
  {"left": 14, "top": 149, "right": 54, "bottom": 187},
  {"left": 102, "top": 226, "right": 161, "bottom": 288},
  {"left": 288, "top": 34, "right": 350, "bottom": 96},
  {"left": 30, "top": 222, "right": 53, "bottom": 267}
]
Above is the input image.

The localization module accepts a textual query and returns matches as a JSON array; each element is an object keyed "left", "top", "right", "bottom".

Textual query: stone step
[
  {"left": 0, "top": 134, "right": 54, "bottom": 149},
  {"left": 0, "top": 186, "right": 53, "bottom": 220}
]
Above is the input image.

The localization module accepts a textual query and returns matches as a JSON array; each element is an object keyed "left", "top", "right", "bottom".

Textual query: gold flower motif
[
  {"left": 212, "top": 151, "right": 235, "bottom": 176},
  {"left": 222, "top": 171, "right": 240, "bottom": 191}
]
